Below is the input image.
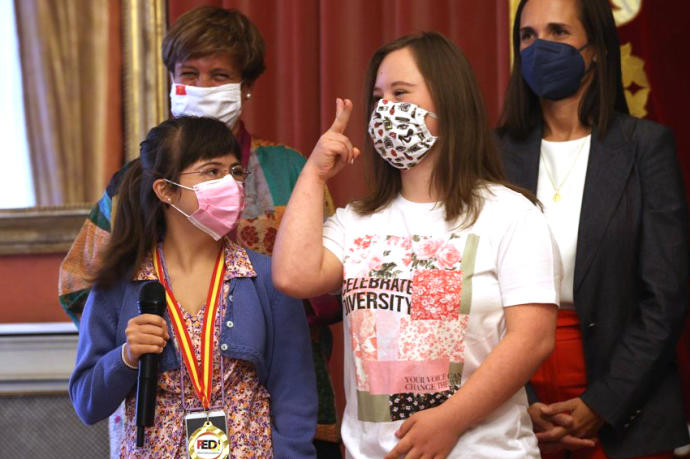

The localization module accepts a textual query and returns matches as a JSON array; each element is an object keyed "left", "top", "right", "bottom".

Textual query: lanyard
[
  {"left": 153, "top": 245, "right": 226, "bottom": 410},
  {"left": 178, "top": 300, "right": 229, "bottom": 413},
  {"left": 178, "top": 329, "right": 228, "bottom": 413}
]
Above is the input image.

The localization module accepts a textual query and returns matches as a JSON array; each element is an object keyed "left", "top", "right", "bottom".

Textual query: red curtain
[
  {"left": 616, "top": 1, "right": 690, "bottom": 186},
  {"left": 168, "top": 0, "right": 510, "bottom": 206},
  {"left": 616, "top": 1, "right": 690, "bottom": 420}
]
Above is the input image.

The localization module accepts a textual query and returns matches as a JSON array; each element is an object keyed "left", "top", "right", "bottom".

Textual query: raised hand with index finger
[{"left": 307, "top": 98, "right": 360, "bottom": 182}]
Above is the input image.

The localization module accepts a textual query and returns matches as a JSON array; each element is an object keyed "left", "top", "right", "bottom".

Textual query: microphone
[{"left": 135, "top": 280, "right": 167, "bottom": 447}]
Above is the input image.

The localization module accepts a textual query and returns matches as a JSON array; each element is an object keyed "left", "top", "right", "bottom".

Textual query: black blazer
[{"left": 498, "top": 113, "right": 690, "bottom": 458}]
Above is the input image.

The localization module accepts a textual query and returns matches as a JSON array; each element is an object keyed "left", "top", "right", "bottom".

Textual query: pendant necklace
[{"left": 540, "top": 137, "right": 587, "bottom": 202}]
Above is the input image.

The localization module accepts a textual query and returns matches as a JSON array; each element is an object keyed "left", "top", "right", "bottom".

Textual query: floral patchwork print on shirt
[{"left": 341, "top": 233, "right": 477, "bottom": 422}]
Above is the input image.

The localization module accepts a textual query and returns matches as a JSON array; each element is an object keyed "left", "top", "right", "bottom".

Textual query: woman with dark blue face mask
[{"left": 497, "top": 0, "right": 689, "bottom": 458}]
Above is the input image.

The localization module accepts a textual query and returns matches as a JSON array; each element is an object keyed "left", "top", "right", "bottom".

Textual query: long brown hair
[
  {"left": 94, "top": 116, "right": 240, "bottom": 289},
  {"left": 354, "top": 31, "right": 530, "bottom": 225},
  {"left": 498, "top": 0, "right": 629, "bottom": 140}
]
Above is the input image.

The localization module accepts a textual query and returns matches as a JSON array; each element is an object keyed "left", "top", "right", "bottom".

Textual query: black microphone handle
[
  {"left": 135, "top": 280, "right": 166, "bottom": 447},
  {"left": 135, "top": 353, "right": 160, "bottom": 446}
]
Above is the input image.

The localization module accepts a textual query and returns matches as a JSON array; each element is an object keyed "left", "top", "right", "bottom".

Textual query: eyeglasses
[{"left": 179, "top": 163, "right": 251, "bottom": 182}]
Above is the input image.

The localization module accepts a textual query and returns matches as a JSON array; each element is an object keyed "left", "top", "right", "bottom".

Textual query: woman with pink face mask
[
  {"left": 69, "top": 116, "right": 317, "bottom": 458},
  {"left": 60, "top": 7, "right": 341, "bottom": 457}
]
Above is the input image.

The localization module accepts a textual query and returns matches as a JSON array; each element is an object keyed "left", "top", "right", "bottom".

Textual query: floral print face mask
[{"left": 368, "top": 99, "right": 438, "bottom": 170}]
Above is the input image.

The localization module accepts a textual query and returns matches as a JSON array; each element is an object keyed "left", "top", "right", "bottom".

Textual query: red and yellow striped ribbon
[{"left": 153, "top": 246, "right": 226, "bottom": 409}]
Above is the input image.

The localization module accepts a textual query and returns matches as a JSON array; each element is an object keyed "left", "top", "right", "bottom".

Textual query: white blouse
[{"left": 537, "top": 135, "right": 591, "bottom": 306}]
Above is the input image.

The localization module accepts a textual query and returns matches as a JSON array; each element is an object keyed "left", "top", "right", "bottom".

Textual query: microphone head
[{"left": 138, "top": 280, "right": 166, "bottom": 316}]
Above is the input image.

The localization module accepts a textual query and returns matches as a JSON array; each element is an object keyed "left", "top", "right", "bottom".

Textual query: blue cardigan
[{"left": 69, "top": 250, "right": 317, "bottom": 458}]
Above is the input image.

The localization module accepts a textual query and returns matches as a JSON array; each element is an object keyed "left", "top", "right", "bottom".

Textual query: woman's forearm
[
  {"left": 273, "top": 98, "right": 356, "bottom": 298},
  {"left": 272, "top": 162, "right": 335, "bottom": 298}
]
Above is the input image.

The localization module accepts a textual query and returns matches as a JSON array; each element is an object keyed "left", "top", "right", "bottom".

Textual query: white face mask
[
  {"left": 368, "top": 99, "right": 438, "bottom": 170},
  {"left": 169, "top": 82, "right": 242, "bottom": 129}
]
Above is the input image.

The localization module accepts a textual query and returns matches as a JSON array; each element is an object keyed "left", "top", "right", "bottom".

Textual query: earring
[{"left": 246, "top": 93, "right": 252, "bottom": 99}]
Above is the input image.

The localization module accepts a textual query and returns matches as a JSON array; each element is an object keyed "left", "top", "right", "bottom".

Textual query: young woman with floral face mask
[
  {"left": 273, "top": 32, "right": 562, "bottom": 458},
  {"left": 69, "top": 116, "right": 317, "bottom": 458},
  {"left": 497, "top": 1, "right": 689, "bottom": 458}
]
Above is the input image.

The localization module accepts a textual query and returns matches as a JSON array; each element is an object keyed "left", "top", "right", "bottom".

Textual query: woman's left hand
[
  {"left": 384, "top": 404, "right": 464, "bottom": 459},
  {"left": 541, "top": 397, "right": 604, "bottom": 439},
  {"left": 530, "top": 402, "right": 596, "bottom": 452}
]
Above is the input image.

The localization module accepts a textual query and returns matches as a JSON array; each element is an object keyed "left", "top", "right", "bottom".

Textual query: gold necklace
[{"left": 540, "top": 137, "right": 588, "bottom": 202}]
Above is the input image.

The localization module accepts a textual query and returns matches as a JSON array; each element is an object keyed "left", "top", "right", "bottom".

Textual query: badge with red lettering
[{"left": 185, "top": 410, "right": 229, "bottom": 459}]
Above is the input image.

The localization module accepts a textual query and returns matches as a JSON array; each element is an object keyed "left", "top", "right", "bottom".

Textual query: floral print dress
[{"left": 120, "top": 240, "right": 273, "bottom": 458}]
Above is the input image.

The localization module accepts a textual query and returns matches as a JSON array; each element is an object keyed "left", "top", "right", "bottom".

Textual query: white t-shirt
[
  {"left": 323, "top": 184, "right": 561, "bottom": 459},
  {"left": 537, "top": 135, "right": 590, "bottom": 305}
]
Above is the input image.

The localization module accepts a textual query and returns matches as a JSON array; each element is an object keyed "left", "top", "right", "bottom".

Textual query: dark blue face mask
[{"left": 520, "top": 39, "right": 589, "bottom": 100}]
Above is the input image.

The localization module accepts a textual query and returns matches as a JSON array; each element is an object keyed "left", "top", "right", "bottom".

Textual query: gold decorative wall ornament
[
  {"left": 620, "top": 42, "right": 650, "bottom": 118},
  {"left": 610, "top": 0, "right": 642, "bottom": 26},
  {"left": 509, "top": 0, "right": 521, "bottom": 66}
]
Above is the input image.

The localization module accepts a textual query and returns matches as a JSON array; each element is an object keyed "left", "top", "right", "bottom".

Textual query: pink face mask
[{"left": 164, "top": 174, "right": 245, "bottom": 240}]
